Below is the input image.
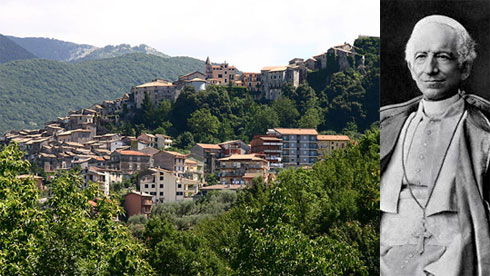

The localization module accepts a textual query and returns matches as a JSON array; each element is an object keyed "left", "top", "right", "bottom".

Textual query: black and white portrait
[{"left": 380, "top": 1, "right": 490, "bottom": 275}]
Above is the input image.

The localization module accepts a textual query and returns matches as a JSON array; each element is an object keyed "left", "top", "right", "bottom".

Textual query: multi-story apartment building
[
  {"left": 250, "top": 135, "right": 283, "bottom": 169},
  {"left": 110, "top": 150, "right": 151, "bottom": 175},
  {"left": 317, "top": 135, "right": 350, "bottom": 157},
  {"left": 218, "top": 154, "right": 269, "bottom": 185},
  {"left": 267, "top": 128, "right": 318, "bottom": 168},
  {"left": 83, "top": 166, "right": 123, "bottom": 195},
  {"left": 239, "top": 72, "right": 261, "bottom": 92},
  {"left": 219, "top": 140, "right": 249, "bottom": 157},
  {"left": 139, "top": 168, "right": 184, "bottom": 203},
  {"left": 205, "top": 57, "right": 238, "bottom": 85},
  {"left": 131, "top": 79, "right": 177, "bottom": 109},
  {"left": 153, "top": 150, "right": 186, "bottom": 176},
  {"left": 190, "top": 143, "right": 222, "bottom": 174},
  {"left": 260, "top": 65, "right": 300, "bottom": 100}
]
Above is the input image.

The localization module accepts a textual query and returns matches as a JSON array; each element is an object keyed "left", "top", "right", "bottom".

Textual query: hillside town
[{"left": 0, "top": 40, "right": 365, "bottom": 219}]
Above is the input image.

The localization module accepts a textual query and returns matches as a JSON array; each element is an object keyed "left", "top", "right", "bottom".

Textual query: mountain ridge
[
  {"left": 5, "top": 35, "right": 169, "bottom": 62},
  {"left": 0, "top": 53, "right": 204, "bottom": 133}
]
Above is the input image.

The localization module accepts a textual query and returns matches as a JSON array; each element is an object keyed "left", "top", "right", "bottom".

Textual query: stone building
[
  {"left": 205, "top": 57, "right": 239, "bottom": 85},
  {"left": 131, "top": 79, "right": 177, "bottom": 109},
  {"left": 260, "top": 65, "right": 300, "bottom": 100}
]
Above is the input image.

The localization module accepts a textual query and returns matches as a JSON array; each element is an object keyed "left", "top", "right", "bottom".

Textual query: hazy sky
[{"left": 0, "top": 0, "right": 380, "bottom": 72}]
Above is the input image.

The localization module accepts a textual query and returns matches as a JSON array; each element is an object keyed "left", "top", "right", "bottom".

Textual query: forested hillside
[
  {"left": 0, "top": 34, "right": 37, "bottom": 64},
  {"left": 0, "top": 53, "right": 204, "bottom": 133}
]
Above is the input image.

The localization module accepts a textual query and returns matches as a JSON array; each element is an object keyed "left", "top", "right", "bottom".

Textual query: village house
[
  {"left": 138, "top": 168, "right": 187, "bottom": 203},
  {"left": 267, "top": 128, "right": 318, "bottom": 168},
  {"left": 131, "top": 79, "right": 177, "bottom": 109},
  {"left": 219, "top": 140, "right": 250, "bottom": 157},
  {"left": 218, "top": 154, "right": 269, "bottom": 185},
  {"left": 110, "top": 150, "right": 151, "bottom": 175},
  {"left": 190, "top": 143, "right": 222, "bottom": 174},
  {"left": 153, "top": 150, "right": 186, "bottom": 176},
  {"left": 123, "top": 191, "right": 153, "bottom": 218},
  {"left": 173, "top": 71, "right": 208, "bottom": 92},
  {"left": 83, "top": 166, "right": 123, "bottom": 195},
  {"left": 205, "top": 57, "right": 239, "bottom": 85},
  {"left": 250, "top": 135, "right": 283, "bottom": 169},
  {"left": 239, "top": 72, "right": 261, "bottom": 93},
  {"left": 317, "top": 135, "right": 350, "bottom": 157}
]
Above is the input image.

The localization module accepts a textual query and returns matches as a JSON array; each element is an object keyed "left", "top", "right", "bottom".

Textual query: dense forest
[
  {"left": 0, "top": 126, "right": 379, "bottom": 275},
  {"left": 0, "top": 53, "right": 203, "bottom": 133}
]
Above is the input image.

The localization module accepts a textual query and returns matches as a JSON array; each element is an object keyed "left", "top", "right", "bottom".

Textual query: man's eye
[
  {"left": 437, "top": 55, "right": 451, "bottom": 60},
  {"left": 415, "top": 54, "right": 426, "bottom": 60}
]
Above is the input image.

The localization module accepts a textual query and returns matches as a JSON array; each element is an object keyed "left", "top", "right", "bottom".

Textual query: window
[
  {"left": 176, "top": 192, "right": 183, "bottom": 196},
  {"left": 160, "top": 184, "right": 163, "bottom": 188},
  {"left": 178, "top": 184, "right": 182, "bottom": 189},
  {"left": 151, "top": 184, "right": 155, "bottom": 188},
  {"left": 160, "top": 176, "right": 163, "bottom": 181},
  {"left": 160, "top": 192, "right": 163, "bottom": 196}
]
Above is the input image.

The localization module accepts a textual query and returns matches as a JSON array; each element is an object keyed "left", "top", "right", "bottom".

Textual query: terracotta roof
[
  {"left": 317, "top": 135, "right": 350, "bottom": 141},
  {"left": 261, "top": 66, "right": 287, "bottom": 71},
  {"left": 257, "top": 136, "right": 282, "bottom": 142},
  {"left": 218, "top": 154, "right": 266, "bottom": 162},
  {"left": 219, "top": 140, "right": 242, "bottom": 145},
  {"left": 125, "top": 190, "right": 152, "bottom": 197},
  {"left": 135, "top": 80, "right": 174, "bottom": 88},
  {"left": 185, "top": 159, "right": 197, "bottom": 164},
  {"left": 164, "top": 151, "right": 186, "bottom": 158},
  {"left": 273, "top": 128, "right": 318, "bottom": 135},
  {"left": 139, "top": 147, "right": 160, "bottom": 156},
  {"left": 185, "top": 78, "right": 206, "bottom": 82},
  {"left": 117, "top": 150, "right": 150, "bottom": 156},
  {"left": 196, "top": 143, "right": 221, "bottom": 150},
  {"left": 200, "top": 184, "right": 244, "bottom": 190}
]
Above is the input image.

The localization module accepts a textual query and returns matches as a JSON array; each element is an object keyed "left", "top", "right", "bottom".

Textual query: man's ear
[
  {"left": 407, "top": 62, "right": 416, "bottom": 81},
  {"left": 461, "top": 62, "right": 472, "bottom": 81}
]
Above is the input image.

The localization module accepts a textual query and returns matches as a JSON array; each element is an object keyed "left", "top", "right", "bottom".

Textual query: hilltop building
[
  {"left": 261, "top": 65, "right": 300, "bottom": 100},
  {"left": 130, "top": 79, "right": 177, "bottom": 109}
]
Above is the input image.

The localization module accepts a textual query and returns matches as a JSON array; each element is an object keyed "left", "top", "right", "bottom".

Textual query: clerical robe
[{"left": 380, "top": 94, "right": 490, "bottom": 276}]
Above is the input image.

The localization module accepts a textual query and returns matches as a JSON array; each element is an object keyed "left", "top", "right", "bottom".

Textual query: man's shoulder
[
  {"left": 380, "top": 96, "right": 421, "bottom": 122},
  {"left": 463, "top": 94, "right": 490, "bottom": 133}
]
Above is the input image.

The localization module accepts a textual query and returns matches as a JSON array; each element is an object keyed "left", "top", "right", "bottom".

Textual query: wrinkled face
[{"left": 408, "top": 23, "right": 470, "bottom": 101}]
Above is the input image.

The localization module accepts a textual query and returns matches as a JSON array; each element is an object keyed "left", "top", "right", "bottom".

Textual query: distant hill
[
  {"left": 0, "top": 53, "right": 204, "bottom": 133},
  {"left": 0, "top": 34, "right": 37, "bottom": 64},
  {"left": 6, "top": 36, "right": 169, "bottom": 62}
]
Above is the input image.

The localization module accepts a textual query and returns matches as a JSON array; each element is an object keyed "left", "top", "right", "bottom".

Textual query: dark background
[{"left": 381, "top": 0, "right": 490, "bottom": 106}]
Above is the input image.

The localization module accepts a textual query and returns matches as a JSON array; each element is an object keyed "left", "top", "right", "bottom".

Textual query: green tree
[
  {"left": 298, "top": 107, "right": 323, "bottom": 129},
  {"left": 271, "top": 97, "right": 299, "bottom": 127},
  {"left": 187, "top": 108, "right": 220, "bottom": 143},
  {"left": 0, "top": 145, "right": 153, "bottom": 275}
]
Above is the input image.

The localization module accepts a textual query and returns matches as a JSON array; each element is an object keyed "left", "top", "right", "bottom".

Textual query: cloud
[{"left": 0, "top": 0, "right": 379, "bottom": 71}]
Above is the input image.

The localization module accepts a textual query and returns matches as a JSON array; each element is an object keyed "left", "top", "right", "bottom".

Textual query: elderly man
[{"left": 380, "top": 15, "right": 490, "bottom": 275}]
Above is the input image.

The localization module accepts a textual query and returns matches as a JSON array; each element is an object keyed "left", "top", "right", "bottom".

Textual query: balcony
[
  {"left": 142, "top": 199, "right": 152, "bottom": 206},
  {"left": 264, "top": 149, "right": 282, "bottom": 153}
]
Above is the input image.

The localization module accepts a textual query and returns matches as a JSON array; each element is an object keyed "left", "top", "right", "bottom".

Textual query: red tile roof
[
  {"left": 118, "top": 150, "right": 150, "bottom": 156},
  {"left": 273, "top": 128, "right": 318, "bottom": 135},
  {"left": 317, "top": 135, "right": 350, "bottom": 141}
]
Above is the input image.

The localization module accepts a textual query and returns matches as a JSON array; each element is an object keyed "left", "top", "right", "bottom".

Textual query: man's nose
[{"left": 423, "top": 56, "right": 439, "bottom": 75}]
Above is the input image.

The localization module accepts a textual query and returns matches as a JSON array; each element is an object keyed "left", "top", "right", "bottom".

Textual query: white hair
[{"left": 405, "top": 15, "right": 477, "bottom": 68}]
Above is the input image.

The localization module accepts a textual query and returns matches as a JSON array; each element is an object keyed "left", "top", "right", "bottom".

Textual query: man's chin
[{"left": 421, "top": 89, "right": 457, "bottom": 101}]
